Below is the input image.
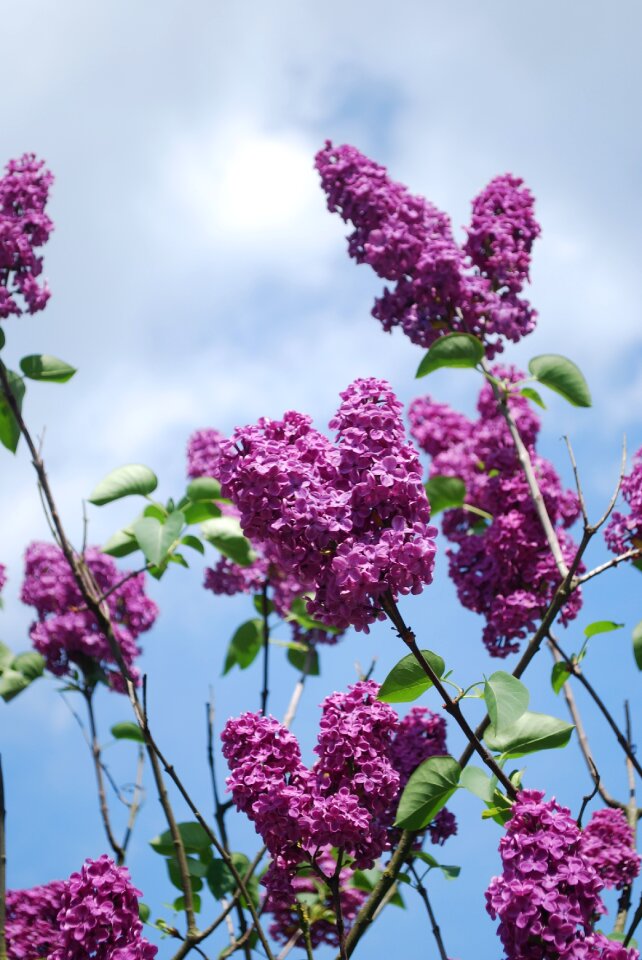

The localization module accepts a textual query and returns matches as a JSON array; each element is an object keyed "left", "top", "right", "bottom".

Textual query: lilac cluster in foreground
[
  {"left": 315, "top": 142, "right": 540, "bottom": 357},
  {"left": 486, "top": 791, "right": 638, "bottom": 960},
  {"left": 0, "top": 154, "right": 53, "bottom": 319},
  {"left": 6, "top": 856, "right": 156, "bottom": 960},
  {"left": 409, "top": 367, "right": 582, "bottom": 656},
  {"left": 605, "top": 446, "right": 642, "bottom": 557},
  {"left": 22, "top": 542, "right": 158, "bottom": 692},
  {"left": 223, "top": 681, "right": 455, "bottom": 934},
  {"left": 218, "top": 377, "right": 437, "bottom": 631}
]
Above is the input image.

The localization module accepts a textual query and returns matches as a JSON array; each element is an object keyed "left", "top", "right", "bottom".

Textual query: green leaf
[
  {"left": 19, "top": 354, "right": 76, "bottom": 383},
  {"left": 528, "top": 354, "right": 592, "bottom": 407},
  {"left": 253, "top": 594, "right": 275, "bottom": 616},
  {"left": 551, "top": 661, "right": 571, "bottom": 694},
  {"left": 11, "top": 651, "right": 45, "bottom": 681},
  {"left": 287, "top": 646, "right": 320, "bottom": 676},
  {"left": 150, "top": 821, "right": 212, "bottom": 855},
  {"left": 0, "top": 328, "right": 4, "bottom": 350},
  {"left": 0, "top": 669, "right": 30, "bottom": 702},
  {"left": 286, "top": 596, "right": 340, "bottom": 634},
  {"left": 223, "top": 619, "right": 263, "bottom": 674},
  {"left": 102, "top": 528, "right": 138, "bottom": 558},
  {"left": 89, "top": 464, "right": 158, "bottom": 505},
  {"left": 131, "top": 510, "right": 184, "bottom": 566},
  {"left": 181, "top": 535, "right": 205, "bottom": 555},
  {"left": 459, "top": 766, "right": 493, "bottom": 802},
  {"left": 183, "top": 501, "right": 221, "bottom": 524},
  {"left": 395, "top": 756, "right": 461, "bottom": 830},
  {"left": 520, "top": 387, "right": 547, "bottom": 409},
  {"left": 584, "top": 620, "right": 624, "bottom": 638},
  {"left": 424, "top": 476, "right": 466, "bottom": 515},
  {"left": 143, "top": 503, "right": 167, "bottom": 521},
  {"left": 207, "top": 858, "right": 236, "bottom": 898},
  {"left": 484, "top": 671, "right": 529, "bottom": 735},
  {"left": 606, "top": 932, "right": 638, "bottom": 948},
  {"left": 0, "top": 642, "right": 14, "bottom": 672},
  {"left": 416, "top": 333, "right": 485, "bottom": 378},
  {"left": 201, "top": 516, "right": 255, "bottom": 566},
  {"left": 111, "top": 721, "right": 144, "bottom": 743},
  {"left": 0, "top": 369, "right": 26, "bottom": 453},
  {"left": 378, "top": 650, "right": 446, "bottom": 704},
  {"left": 173, "top": 892, "right": 202, "bottom": 914},
  {"left": 633, "top": 620, "right": 642, "bottom": 671},
  {"left": 139, "top": 902, "right": 151, "bottom": 923},
  {"left": 413, "top": 852, "right": 460, "bottom": 880},
  {"left": 484, "top": 710, "right": 574, "bottom": 758},
  {"left": 351, "top": 869, "right": 405, "bottom": 908},
  {"left": 187, "top": 477, "right": 222, "bottom": 501}
]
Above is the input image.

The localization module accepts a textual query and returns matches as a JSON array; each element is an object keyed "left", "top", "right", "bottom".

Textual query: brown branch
[
  {"left": 83, "top": 687, "right": 126, "bottom": 864},
  {"left": 260, "top": 581, "right": 270, "bottom": 715},
  {"left": 121, "top": 747, "right": 145, "bottom": 856},
  {"left": 576, "top": 548, "right": 642, "bottom": 586},
  {"left": 615, "top": 703, "right": 638, "bottom": 935},
  {"left": 408, "top": 863, "right": 448, "bottom": 960}
]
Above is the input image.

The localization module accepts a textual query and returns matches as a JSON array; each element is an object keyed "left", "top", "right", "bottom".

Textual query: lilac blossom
[
  {"left": 0, "top": 154, "right": 54, "bottom": 319},
  {"left": 22, "top": 542, "right": 158, "bottom": 692},
  {"left": 49, "top": 855, "right": 157, "bottom": 960},
  {"left": 580, "top": 808, "right": 640, "bottom": 890},
  {"left": 409, "top": 368, "right": 582, "bottom": 656},
  {"left": 315, "top": 142, "right": 540, "bottom": 357},
  {"left": 218, "top": 378, "right": 437, "bottom": 632},
  {"left": 485, "top": 790, "right": 613, "bottom": 960},
  {"left": 5, "top": 879, "right": 66, "bottom": 959},
  {"left": 605, "top": 447, "right": 642, "bottom": 556},
  {"left": 186, "top": 427, "right": 226, "bottom": 479},
  {"left": 0, "top": 562, "right": 6, "bottom": 596}
]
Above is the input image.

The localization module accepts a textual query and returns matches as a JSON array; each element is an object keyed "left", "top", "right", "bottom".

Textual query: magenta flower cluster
[
  {"left": 486, "top": 791, "right": 638, "bottom": 960},
  {"left": 605, "top": 446, "right": 642, "bottom": 557},
  {"left": 409, "top": 368, "right": 582, "bottom": 657},
  {"left": 5, "top": 879, "right": 66, "bottom": 960},
  {"left": 21, "top": 542, "right": 158, "bottom": 692},
  {"left": 315, "top": 142, "right": 540, "bottom": 357},
  {"left": 581, "top": 808, "right": 640, "bottom": 890},
  {"left": 186, "top": 427, "right": 226, "bottom": 480},
  {"left": 222, "top": 682, "right": 455, "bottom": 912},
  {"left": 0, "top": 562, "right": 6, "bottom": 595},
  {"left": 6, "top": 856, "right": 156, "bottom": 960},
  {"left": 217, "top": 377, "right": 437, "bottom": 632},
  {"left": 0, "top": 154, "right": 54, "bottom": 319}
]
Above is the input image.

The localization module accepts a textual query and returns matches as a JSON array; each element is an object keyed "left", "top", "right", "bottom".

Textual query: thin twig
[
  {"left": 548, "top": 634, "right": 642, "bottom": 781},
  {"left": 121, "top": 747, "right": 145, "bottom": 856},
  {"left": 615, "top": 703, "right": 638, "bottom": 934},
  {"left": 576, "top": 548, "right": 641, "bottom": 586},
  {"left": 564, "top": 435, "right": 589, "bottom": 527},
  {"left": 408, "top": 863, "right": 448, "bottom": 960},
  {"left": 260, "top": 581, "right": 270, "bottom": 715},
  {"left": 577, "top": 762, "right": 600, "bottom": 827},
  {"left": 282, "top": 649, "right": 314, "bottom": 729},
  {"left": 84, "top": 687, "right": 126, "bottom": 863}
]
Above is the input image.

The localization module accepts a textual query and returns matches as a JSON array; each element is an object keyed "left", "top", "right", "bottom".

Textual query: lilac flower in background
[
  {"left": 580, "top": 808, "right": 640, "bottom": 890},
  {"left": 409, "top": 368, "right": 582, "bottom": 657},
  {"left": 315, "top": 142, "right": 540, "bottom": 357},
  {"left": 0, "top": 154, "right": 54, "bottom": 319},
  {"left": 21, "top": 542, "right": 158, "bottom": 692},
  {"left": 49, "top": 855, "right": 157, "bottom": 960},
  {"left": 5, "top": 879, "right": 66, "bottom": 959},
  {"left": 264, "top": 851, "right": 367, "bottom": 949},
  {"left": 204, "top": 554, "right": 267, "bottom": 597},
  {"left": 604, "top": 447, "right": 642, "bottom": 556},
  {"left": 0, "top": 562, "right": 6, "bottom": 596},
  {"left": 219, "top": 378, "right": 437, "bottom": 632},
  {"left": 485, "top": 790, "right": 613, "bottom": 960},
  {"left": 186, "top": 427, "right": 226, "bottom": 479}
]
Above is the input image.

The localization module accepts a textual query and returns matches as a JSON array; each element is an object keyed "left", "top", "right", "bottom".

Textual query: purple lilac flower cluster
[
  {"left": 264, "top": 852, "right": 367, "bottom": 949},
  {"left": 218, "top": 378, "right": 437, "bottom": 632},
  {"left": 0, "top": 562, "right": 6, "bottom": 595},
  {"left": 6, "top": 856, "right": 156, "bottom": 960},
  {"left": 0, "top": 154, "right": 54, "bottom": 319},
  {"left": 604, "top": 446, "right": 642, "bottom": 557},
  {"left": 223, "top": 682, "right": 455, "bottom": 912},
  {"left": 581, "top": 808, "right": 640, "bottom": 890},
  {"left": 5, "top": 879, "right": 66, "bottom": 960},
  {"left": 315, "top": 143, "right": 540, "bottom": 357},
  {"left": 409, "top": 368, "right": 582, "bottom": 657},
  {"left": 186, "top": 427, "right": 226, "bottom": 480},
  {"left": 486, "top": 791, "right": 638, "bottom": 960},
  {"left": 21, "top": 542, "right": 158, "bottom": 692}
]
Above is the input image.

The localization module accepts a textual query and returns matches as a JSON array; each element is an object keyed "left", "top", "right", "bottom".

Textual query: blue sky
[{"left": 1, "top": 2, "right": 642, "bottom": 957}]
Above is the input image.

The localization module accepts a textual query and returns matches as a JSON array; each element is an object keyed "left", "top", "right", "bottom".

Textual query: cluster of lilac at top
[
  {"left": 315, "top": 142, "right": 540, "bottom": 357},
  {"left": 605, "top": 446, "right": 642, "bottom": 557},
  {"left": 217, "top": 377, "right": 437, "bottom": 632},
  {"left": 21, "top": 542, "right": 158, "bottom": 692},
  {"left": 0, "top": 154, "right": 54, "bottom": 319},
  {"left": 5, "top": 855, "right": 156, "bottom": 960},
  {"left": 486, "top": 791, "right": 639, "bottom": 960},
  {"left": 222, "top": 680, "right": 456, "bottom": 934},
  {"left": 409, "top": 367, "right": 582, "bottom": 657}
]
